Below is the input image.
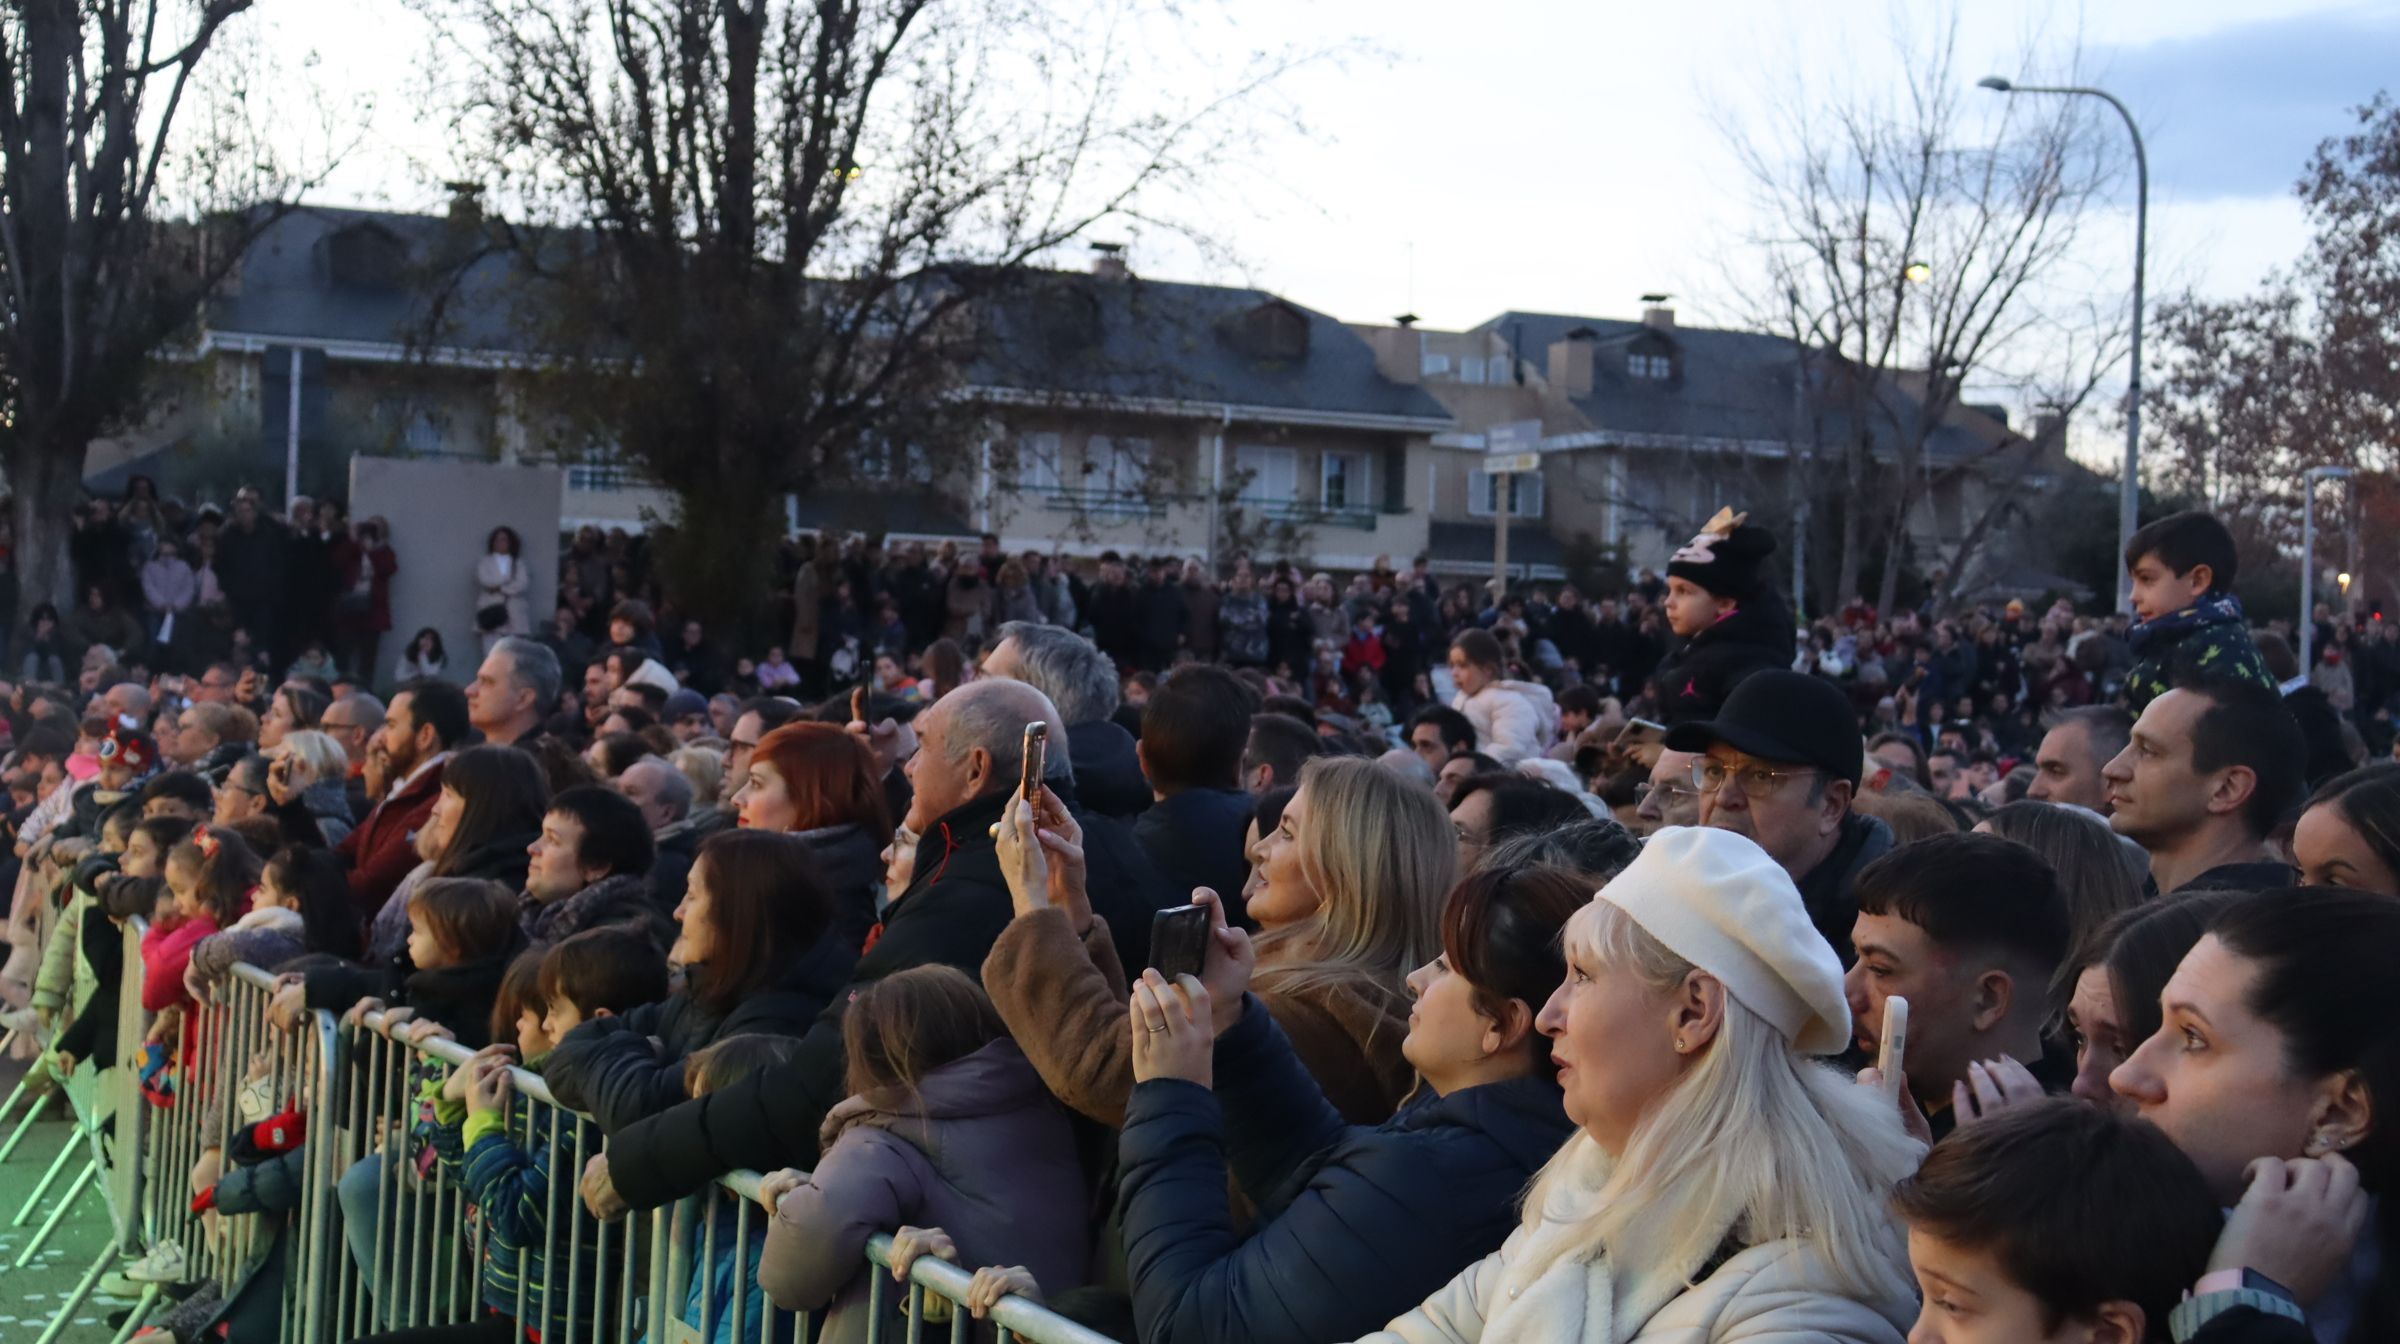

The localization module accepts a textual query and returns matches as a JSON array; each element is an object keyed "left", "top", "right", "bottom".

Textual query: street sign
[
  {"left": 1486, "top": 452, "right": 1541, "bottom": 475},
  {"left": 1486, "top": 420, "right": 1542, "bottom": 453}
]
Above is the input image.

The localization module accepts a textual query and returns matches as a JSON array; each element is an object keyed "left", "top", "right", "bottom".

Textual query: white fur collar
[{"left": 232, "top": 905, "right": 305, "bottom": 936}]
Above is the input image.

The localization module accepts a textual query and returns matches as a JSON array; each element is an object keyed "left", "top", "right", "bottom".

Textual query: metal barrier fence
[{"left": 70, "top": 942, "right": 1115, "bottom": 1344}]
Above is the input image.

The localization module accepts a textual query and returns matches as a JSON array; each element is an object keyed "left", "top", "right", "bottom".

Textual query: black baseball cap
[{"left": 1664, "top": 670, "right": 1863, "bottom": 787}]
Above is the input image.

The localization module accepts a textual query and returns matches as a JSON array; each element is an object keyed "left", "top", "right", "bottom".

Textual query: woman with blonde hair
[
  {"left": 987, "top": 754, "right": 1453, "bottom": 1124},
  {"left": 1357, "top": 826, "right": 1920, "bottom": 1342},
  {"left": 262, "top": 727, "right": 356, "bottom": 847}
]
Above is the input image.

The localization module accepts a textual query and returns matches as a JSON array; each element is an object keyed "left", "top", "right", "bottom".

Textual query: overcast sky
[{"left": 263, "top": 1, "right": 2393, "bottom": 338}]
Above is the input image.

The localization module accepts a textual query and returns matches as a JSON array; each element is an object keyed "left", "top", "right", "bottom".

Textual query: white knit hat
[{"left": 1592, "top": 826, "right": 1852, "bottom": 1055}]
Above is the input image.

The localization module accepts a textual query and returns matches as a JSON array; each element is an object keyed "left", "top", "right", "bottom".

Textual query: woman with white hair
[
  {"left": 263, "top": 727, "right": 356, "bottom": 847},
  {"left": 1345, "top": 826, "right": 1922, "bottom": 1342}
]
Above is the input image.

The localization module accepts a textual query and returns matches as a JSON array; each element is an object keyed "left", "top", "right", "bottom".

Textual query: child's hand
[
  {"left": 246, "top": 1050, "right": 273, "bottom": 1084},
  {"left": 464, "top": 1055, "right": 511, "bottom": 1116},
  {"left": 184, "top": 963, "right": 211, "bottom": 1005},
  {"left": 340, "top": 997, "right": 384, "bottom": 1029},
  {"left": 267, "top": 980, "right": 308, "bottom": 1033},
  {"left": 442, "top": 1062, "right": 473, "bottom": 1104},
  {"left": 756, "top": 1167, "right": 806, "bottom": 1214},
  {"left": 399, "top": 1017, "right": 452, "bottom": 1048},
  {"left": 1129, "top": 971, "right": 1215, "bottom": 1089},
  {"left": 888, "top": 1226, "right": 958, "bottom": 1282},
  {"left": 965, "top": 1266, "right": 1042, "bottom": 1318}
]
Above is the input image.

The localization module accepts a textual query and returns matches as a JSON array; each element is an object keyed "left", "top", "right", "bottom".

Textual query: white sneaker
[
  {"left": 122, "top": 1241, "right": 189, "bottom": 1284},
  {"left": 0, "top": 1004, "right": 37, "bottom": 1035}
]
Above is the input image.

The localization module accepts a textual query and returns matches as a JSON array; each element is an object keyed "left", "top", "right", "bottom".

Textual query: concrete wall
[{"left": 350, "top": 456, "right": 563, "bottom": 696}]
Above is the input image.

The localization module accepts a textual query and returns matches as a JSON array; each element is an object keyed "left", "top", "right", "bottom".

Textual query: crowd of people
[{"left": 0, "top": 484, "right": 2393, "bottom": 1344}]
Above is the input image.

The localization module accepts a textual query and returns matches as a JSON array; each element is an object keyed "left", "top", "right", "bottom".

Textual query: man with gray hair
[
  {"left": 468, "top": 636, "right": 562, "bottom": 750},
  {"left": 617, "top": 755, "right": 700, "bottom": 907},
  {"left": 577, "top": 676, "right": 1172, "bottom": 1219},
  {"left": 322, "top": 691, "right": 386, "bottom": 821},
  {"left": 982, "top": 620, "right": 1149, "bottom": 819}
]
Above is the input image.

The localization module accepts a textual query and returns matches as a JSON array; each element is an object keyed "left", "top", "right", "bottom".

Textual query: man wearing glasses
[{"left": 1664, "top": 670, "right": 1893, "bottom": 966}]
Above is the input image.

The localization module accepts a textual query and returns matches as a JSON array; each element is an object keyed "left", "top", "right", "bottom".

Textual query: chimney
[
  {"left": 1358, "top": 321, "right": 1424, "bottom": 384},
  {"left": 445, "top": 181, "right": 486, "bottom": 229},
  {"left": 1640, "top": 292, "right": 1675, "bottom": 329},
  {"left": 1089, "top": 241, "right": 1130, "bottom": 281},
  {"left": 1548, "top": 329, "right": 1597, "bottom": 396}
]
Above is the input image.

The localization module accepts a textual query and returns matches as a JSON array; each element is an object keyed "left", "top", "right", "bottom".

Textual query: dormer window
[
  {"left": 324, "top": 223, "right": 409, "bottom": 292},
  {"left": 1227, "top": 300, "right": 1310, "bottom": 362},
  {"left": 1628, "top": 352, "right": 1672, "bottom": 380}
]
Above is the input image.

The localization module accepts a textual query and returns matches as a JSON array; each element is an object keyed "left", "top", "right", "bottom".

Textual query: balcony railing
[
  {"left": 1022, "top": 485, "right": 1175, "bottom": 519},
  {"left": 1243, "top": 499, "right": 1402, "bottom": 531}
]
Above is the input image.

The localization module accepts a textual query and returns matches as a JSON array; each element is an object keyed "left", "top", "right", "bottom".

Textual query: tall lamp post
[
  {"left": 1979, "top": 76, "right": 2146, "bottom": 616},
  {"left": 2300, "top": 465, "right": 2354, "bottom": 669}
]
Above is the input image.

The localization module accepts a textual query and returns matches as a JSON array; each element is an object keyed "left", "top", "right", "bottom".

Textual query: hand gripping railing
[{"left": 101, "top": 959, "right": 1119, "bottom": 1344}]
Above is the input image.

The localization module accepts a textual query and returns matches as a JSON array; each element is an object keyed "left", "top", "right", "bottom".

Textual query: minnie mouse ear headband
[
  {"left": 1667, "top": 507, "right": 1776, "bottom": 602},
  {"left": 99, "top": 719, "right": 154, "bottom": 773}
]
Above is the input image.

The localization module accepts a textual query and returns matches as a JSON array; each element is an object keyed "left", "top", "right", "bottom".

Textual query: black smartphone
[
  {"left": 1149, "top": 904, "right": 1210, "bottom": 981},
  {"left": 1020, "top": 722, "right": 1047, "bottom": 802}
]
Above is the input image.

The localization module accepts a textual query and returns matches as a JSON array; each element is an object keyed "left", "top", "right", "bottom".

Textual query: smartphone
[
  {"left": 1019, "top": 722, "right": 1048, "bottom": 802},
  {"left": 850, "top": 686, "right": 867, "bottom": 724},
  {"left": 1877, "top": 995, "right": 1910, "bottom": 1095},
  {"left": 1612, "top": 718, "right": 1668, "bottom": 749},
  {"left": 1150, "top": 904, "right": 1210, "bottom": 981}
]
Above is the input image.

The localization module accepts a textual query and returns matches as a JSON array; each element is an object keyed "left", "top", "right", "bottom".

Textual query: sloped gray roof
[
  {"left": 208, "top": 204, "right": 539, "bottom": 354},
  {"left": 969, "top": 272, "right": 1450, "bottom": 423},
  {"left": 206, "top": 206, "right": 1448, "bottom": 427},
  {"left": 1474, "top": 310, "right": 1995, "bottom": 464}
]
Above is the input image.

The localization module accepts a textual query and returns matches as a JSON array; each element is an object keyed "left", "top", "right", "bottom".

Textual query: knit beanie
[
  {"left": 1591, "top": 826, "right": 1850, "bottom": 1054},
  {"left": 1666, "top": 507, "right": 1776, "bottom": 602}
]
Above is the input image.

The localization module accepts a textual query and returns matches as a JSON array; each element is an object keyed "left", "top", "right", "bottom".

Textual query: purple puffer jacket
[{"left": 757, "top": 1038, "right": 1088, "bottom": 1343}]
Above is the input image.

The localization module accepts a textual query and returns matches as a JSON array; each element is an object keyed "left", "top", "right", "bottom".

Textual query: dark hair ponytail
[
  {"left": 1439, "top": 863, "right": 1590, "bottom": 1079},
  {"left": 266, "top": 846, "right": 362, "bottom": 962},
  {"left": 2211, "top": 888, "right": 2400, "bottom": 1344}
]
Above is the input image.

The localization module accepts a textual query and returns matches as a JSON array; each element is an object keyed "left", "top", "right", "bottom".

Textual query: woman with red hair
[{"left": 732, "top": 721, "right": 892, "bottom": 956}]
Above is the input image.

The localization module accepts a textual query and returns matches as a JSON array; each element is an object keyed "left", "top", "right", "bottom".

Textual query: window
[
  {"left": 1015, "top": 432, "right": 1063, "bottom": 492},
  {"left": 1458, "top": 357, "right": 1487, "bottom": 385},
  {"left": 858, "top": 435, "right": 935, "bottom": 484},
  {"left": 1627, "top": 352, "right": 1672, "bottom": 380},
  {"left": 568, "top": 443, "right": 645, "bottom": 492},
  {"left": 1420, "top": 351, "right": 1453, "bottom": 378},
  {"left": 1489, "top": 355, "right": 1514, "bottom": 383},
  {"left": 1321, "top": 451, "right": 1371, "bottom": 511},
  {"left": 1467, "top": 468, "right": 1543, "bottom": 518},
  {"left": 1087, "top": 435, "right": 1154, "bottom": 495},
  {"left": 1234, "top": 445, "right": 1298, "bottom": 502}
]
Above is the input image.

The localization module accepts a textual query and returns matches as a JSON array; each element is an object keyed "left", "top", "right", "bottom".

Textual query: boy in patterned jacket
[{"left": 2122, "top": 511, "right": 2276, "bottom": 712}]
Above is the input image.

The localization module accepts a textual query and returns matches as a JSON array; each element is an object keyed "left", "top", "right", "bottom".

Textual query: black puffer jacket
[
  {"left": 1648, "top": 591, "right": 1797, "bottom": 725},
  {"left": 1118, "top": 996, "right": 1574, "bottom": 1344},
  {"left": 544, "top": 936, "right": 851, "bottom": 1133},
  {"left": 797, "top": 822, "right": 886, "bottom": 957},
  {"left": 600, "top": 787, "right": 1170, "bottom": 1209},
  {"left": 1067, "top": 718, "right": 1152, "bottom": 821}
]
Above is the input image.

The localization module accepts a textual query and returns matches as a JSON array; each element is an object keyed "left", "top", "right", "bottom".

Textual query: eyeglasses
[
  {"left": 1633, "top": 780, "right": 1697, "bottom": 806},
  {"left": 1688, "top": 759, "right": 1821, "bottom": 798}
]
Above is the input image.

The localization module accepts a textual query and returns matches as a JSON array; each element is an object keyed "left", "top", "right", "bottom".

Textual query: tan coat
[{"left": 981, "top": 907, "right": 1413, "bottom": 1127}]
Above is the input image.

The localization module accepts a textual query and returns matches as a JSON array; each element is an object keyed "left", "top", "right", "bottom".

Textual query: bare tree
[
  {"left": 0, "top": 0, "right": 303, "bottom": 612},
  {"left": 409, "top": 0, "right": 1318, "bottom": 625},
  {"left": 1720, "top": 7, "right": 2129, "bottom": 615},
  {"left": 2147, "top": 93, "right": 2400, "bottom": 577}
]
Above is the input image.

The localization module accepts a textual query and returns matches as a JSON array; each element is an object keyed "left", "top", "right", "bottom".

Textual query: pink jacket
[
  {"left": 758, "top": 1040, "right": 1087, "bottom": 1344},
  {"left": 142, "top": 913, "right": 222, "bottom": 1015}
]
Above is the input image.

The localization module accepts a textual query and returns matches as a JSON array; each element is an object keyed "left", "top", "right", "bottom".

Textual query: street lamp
[
  {"left": 2301, "top": 464, "right": 2354, "bottom": 668},
  {"left": 1979, "top": 74, "right": 2147, "bottom": 617}
]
